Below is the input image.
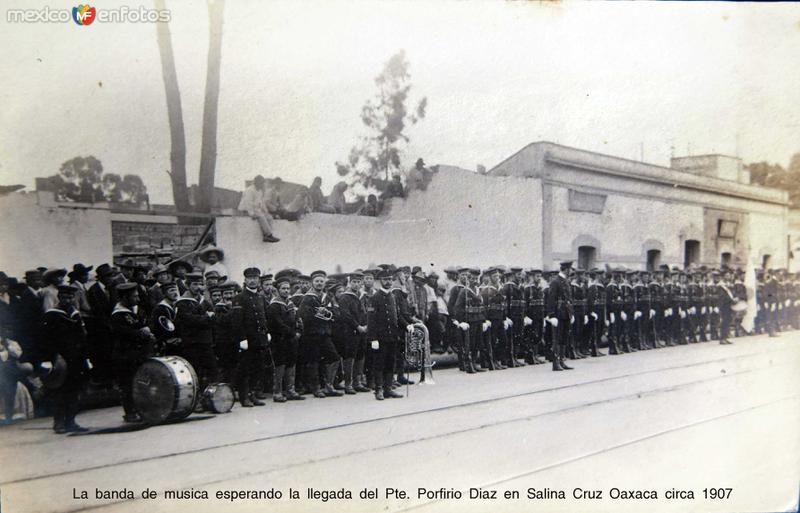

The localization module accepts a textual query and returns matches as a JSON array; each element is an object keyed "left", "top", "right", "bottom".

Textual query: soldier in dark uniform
[
  {"left": 448, "top": 268, "right": 474, "bottom": 372},
  {"left": 707, "top": 271, "right": 723, "bottom": 340},
  {"left": 42, "top": 284, "right": 90, "bottom": 433},
  {"left": 149, "top": 281, "right": 180, "bottom": 356},
  {"left": 299, "top": 270, "right": 343, "bottom": 398},
  {"left": 620, "top": 270, "right": 637, "bottom": 352},
  {"left": 633, "top": 271, "right": 654, "bottom": 350},
  {"left": 716, "top": 270, "right": 735, "bottom": 345},
  {"left": 605, "top": 268, "right": 625, "bottom": 354},
  {"left": 233, "top": 267, "right": 270, "bottom": 406},
  {"left": 586, "top": 269, "right": 606, "bottom": 357},
  {"left": 359, "top": 268, "right": 379, "bottom": 386},
  {"left": 523, "top": 269, "right": 547, "bottom": 364},
  {"left": 147, "top": 265, "right": 173, "bottom": 310},
  {"left": 366, "top": 269, "right": 404, "bottom": 400},
  {"left": 213, "top": 281, "right": 242, "bottom": 386},
  {"left": 481, "top": 267, "right": 508, "bottom": 369},
  {"left": 648, "top": 268, "right": 665, "bottom": 348},
  {"left": 337, "top": 272, "right": 369, "bottom": 394},
  {"left": 455, "top": 268, "right": 491, "bottom": 371},
  {"left": 391, "top": 267, "right": 418, "bottom": 384},
  {"left": 110, "top": 282, "right": 156, "bottom": 423},
  {"left": 686, "top": 272, "right": 702, "bottom": 343},
  {"left": 674, "top": 270, "right": 690, "bottom": 345},
  {"left": 546, "top": 261, "right": 575, "bottom": 371},
  {"left": 15, "top": 269, "right": 43, "bottom": 364},
  {"left": 570, "top": 270, "right": 589, "bottom": 358},
  {"left": 168, "top": 260, "right": 192, "bottom": 295},
  {"left": 764, "top": 269, "right": 779, "bottom": 337},
  {"left": 732, "top": 269, "right": 748, "bottom": 337},
  {"left": 504, "top": 267, "right": 527, "bottom": 366},
  {"left": 267, "top": 272, "right": 305, "bottom": 402},
  {"left": 174, "top": 273, "right": 218, "bottom": 393},
  {"left": 86, "top": 264, "right": 117, "bottom": 384}
]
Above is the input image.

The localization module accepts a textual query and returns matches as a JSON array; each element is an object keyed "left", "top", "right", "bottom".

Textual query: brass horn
[{"left": 158, "top": 315, "right": 175, "bottom": 332}]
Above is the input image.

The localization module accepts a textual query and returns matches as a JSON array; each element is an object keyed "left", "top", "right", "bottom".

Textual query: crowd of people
[{"left": 0, "top": 243, "right": 797, "bottom": 434}]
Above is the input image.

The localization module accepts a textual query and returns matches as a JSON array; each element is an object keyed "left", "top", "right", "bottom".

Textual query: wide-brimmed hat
[
  {"left": 200, "top": 245, "right": 225, "bottom": 261},
  {"left": 43, "top": 268, "right": 67, "bottom": 282}
]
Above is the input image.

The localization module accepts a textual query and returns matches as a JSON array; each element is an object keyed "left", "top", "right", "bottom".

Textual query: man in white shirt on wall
[{"left": 237, "top": 175, "right": 280, "bottom": 243}]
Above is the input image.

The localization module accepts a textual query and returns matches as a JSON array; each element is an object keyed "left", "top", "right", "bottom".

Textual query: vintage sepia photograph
[{"left": 0, "top": 1, "right": 799, "bottom": 512}]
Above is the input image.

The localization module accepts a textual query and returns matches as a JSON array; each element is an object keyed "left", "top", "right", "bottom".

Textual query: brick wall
[{"left": 111, "top": 221, "right": 210, "bottom": 256}]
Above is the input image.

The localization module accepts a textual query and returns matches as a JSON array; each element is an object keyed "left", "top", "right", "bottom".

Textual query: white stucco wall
[
  {"left": 0, "top": 194, "right": 113, "bottom": 276},
  {"left": 216, "top": 168, "right": 544, "bottom": 278}
]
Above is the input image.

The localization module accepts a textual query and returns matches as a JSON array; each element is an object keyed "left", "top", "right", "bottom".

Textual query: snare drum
[
  {"left": 132, "top": 356, "right": 198, "bottom": 425},
  {"left": 202, "top": 383, "right": 234, "bottom": 414}
]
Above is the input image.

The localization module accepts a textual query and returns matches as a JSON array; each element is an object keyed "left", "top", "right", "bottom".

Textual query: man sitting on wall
[{"left": 238, "top": 175, "right": 280, "bottom": 243}]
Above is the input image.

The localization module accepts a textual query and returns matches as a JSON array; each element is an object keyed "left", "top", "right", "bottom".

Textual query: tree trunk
[
  {"left": 155, "top": 0, "right": 190, "bottom": 212},
  {"left": 196, "top": 0, "right": 225, "bottom": 214}
]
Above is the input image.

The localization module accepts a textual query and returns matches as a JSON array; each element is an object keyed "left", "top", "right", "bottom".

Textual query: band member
[
  {"left": 546, "top": 261, "right": 575, "bottom": 371},
  {"left": 455, "top": 268, "right": 491, "bottom": 371},
  {"left": 586, "top": 269, "right": 606, "bottom": 357},
  {"left": 620, "top": 271, "right": 637, "bottom": 352},
  {"left": 392, "top": 267, "right": 418, "bottom": 384},
  {"left": 150, "top": 282, "right": 180, "bottom": 355},
  {"left": 233, "top": 268, "right": 270, "bottom": 407},
  {"left": 147, "top": 265, "right": 173, "bottom": 309},
  {"left": 359, "top": 268, "right": 379, "bottom": 386},
  {"left": 337, "top": 272, "right": 369, "bottom": 394},
  {"left": 633, "top": 271, "right": 653, "bottom": 350},
  {"left": 168, "top": 260, "right": 193, "bottom": 295},
  {"left": 366, "top": 269, "right": 404, "bottom": 400},
  {"left": 299, "top": 270, "right": 343, "bottom": 398},
  {"left": 111, "top": 282, "right": 156, "bottom": 423},
  {"left": 648, "top": 268, "right": 666, "bottom": 347},
  {"left": 570, "top": 270, "right": 588, "bottom": 358},
  {"left": 523, "top": 269, "right": 547, "bottom": 364},
  {"left": 605, "top": 269, "right": 624, "bottom": 354},
  {"left": 213, "top": 281, "right": 243, "bottom": 385},
  {"left": 86, "top": 264, "right": 117, "bottom": 383},
  {"left": 448, "top": 268, "right": 474, "bottom": 372},
  {"left": 42, "top": 284, "right": 90, "bottom": 433},
  {"left": 268, "top": 272, "right": 305, "bottom": 402},
  {"left": 174, "top": 273, "right": 218, "bottom": 393}
]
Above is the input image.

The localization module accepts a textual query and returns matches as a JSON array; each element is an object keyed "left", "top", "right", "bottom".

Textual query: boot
[
  {"left": 552, "top": 359, "right": 564, "bottom": 371},
  {"left": 374, "top": 372, "right": 384, "bottom": 400},
  {"left": 560, "top": 358, "right": 574, "bottom": 370},
  {"left": 324, "top": 361, "right": 344, "bottom": 397},
  {"left": 383, "top": 373, "right": 404, "bottom": 398},
  {"left": 352, "top": 359, "right": 370, "bottom": 392},
  {"left": 343, "top": 358, "right": 356, "bottom": 395},
  {"left": 272, "top": 365, "right": 287, "bottom": 403},
  {"left": 284, "top": 366, "right": 305, "bottom": 400},
  {"left": 307, "top": 363, "right": 326, "bottom": 398}
]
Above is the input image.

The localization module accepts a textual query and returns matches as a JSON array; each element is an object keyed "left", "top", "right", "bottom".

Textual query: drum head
[
  {"left": 204, "top": 383, "right": 234, "bottom": 414},
  {"left": 132, "top": 357, "right": 197, "bottom": 424}
]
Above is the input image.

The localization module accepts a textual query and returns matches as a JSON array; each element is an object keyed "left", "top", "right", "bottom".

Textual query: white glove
[
  {"left": 0, "top": 349, "right": 7, "bottom": 363},
  {"left": 506, "top": 317, "right": 513, "bottom": 327},
  {"left": 206, "top": 311, "right": 215, "bottom": 318},
  {"left": 610, "top": 312, "right": 616, "bottom": 323},
  {"left": 771, "top": 304, "right": 776, "bottom": 312},
  {"left": 371, "top": 340, "right": 380, "bottom": 350},
  {"left": 621, "top": 311, "right": 628, "bottom": 321},
  {"left": 239, "top": 340, "right": 248, "bottom": 350},
  {"left": 795, "top": 300, "right": 800, "bottom": 307},
  {"left": 590, "top": 312, "right": 598, "bottom": 320},
  {"left": 786, "top": 299, "right": 791, "bottom": 307},
  {"left": 757, "top": 304, "right": 761, "bottom": 311},
  {"left": 407, "top": 324, "right": 414, "bottom": 334},
  {"left": 41, "top": 361, "right": 53, "bottom": 371},
  {"left": 570, "top": 315, "right": 575, "bottom": 324},
  {"left": 649, "top": 309, "right": 655, "bottom": 319},
  {"left": 714, "top": 307, "right": 720, "bottom": 314},
  {"left": 459, "top": 322, "right": 469, "bottom": 331},
  {"left": 604, "top": 319, "right": 609, "bottom": 327},
  {"left": 482, "top": 323, "right": 489, "bottom": 332},
  {"left": 452, "top": 320, "right": 460, "bottom": 327},
  {"left": 548, "top": 317, "right": 559, "bottom": 328},
  {"left": 688, "top": 307, "right": 695, "bottom": 315},
  {"left": 86, "top": 359, "right": 93, "bottom": 370},
  {"left": 583, "top": 315, "right": 589, "bottom": 325},
  {"left": 701, "top": 306, "right": 706, "bottom": 314},
  {"left": 634, "top": 311, "right": 642, "bottom": 320},
  {"left": 523, "top": 316, "right": 533, "bottom": 326},
  {"left": 680, "top": 310, "right": 686, "bottom": 319}
]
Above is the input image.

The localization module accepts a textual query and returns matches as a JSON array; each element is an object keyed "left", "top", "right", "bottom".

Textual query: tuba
[
  {"left": 404, "top": 322, "right": 435, "bottom": 384},
  {"left": 158, "top": 315, "right": 175, "bottom": 333}
]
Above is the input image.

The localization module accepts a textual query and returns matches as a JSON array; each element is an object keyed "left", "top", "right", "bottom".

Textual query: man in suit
[
  {"left": 86, "top": 264, "right": 117, "bottom": 384},
  {"left": 233, "top": 268, "right": 270, "bottom": 406},
  {"left": 366, "top": 269, "right": 404, "bottom": 400},
  {"left": 14, "top": 270, "right": 43, "bottom": 364}
]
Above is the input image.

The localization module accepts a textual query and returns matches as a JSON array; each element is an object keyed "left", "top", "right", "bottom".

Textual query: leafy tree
[
  {"left": 46, "top": 156, "right": 148, "bottom": 204},
  {"left": 746, "top": 154, "right": 800, "bottom": 207},
  {"left": 336, "top": 50, "right": 427, "bottom": 192}
]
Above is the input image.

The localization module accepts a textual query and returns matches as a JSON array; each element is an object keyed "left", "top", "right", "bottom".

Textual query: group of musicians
[{"left": 1, "top": 253, "right": 797, "bottom": 433}]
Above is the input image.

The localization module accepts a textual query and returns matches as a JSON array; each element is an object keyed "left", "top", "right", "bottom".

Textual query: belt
[
  {"left": 510, "top": 300, "right": 526, "bottom": 307},
  {"left": 528, "top": 299, "right": 544, "bottom": 306},
  {"left": 466, "top": 306, "right": 482, "bottom": 314}
]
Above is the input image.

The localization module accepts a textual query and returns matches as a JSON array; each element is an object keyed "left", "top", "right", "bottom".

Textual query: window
[
  {"left": 718, "top": 220, "right": 738, "bottom": 239},
  {"left": 647, "top": 249, "right": 661, "bottom": 271},
  {"left": 684, "top": 240, "right": 700, "bottom": 268},
  {"left": 578, "top": 246, "right": 596, "bottom": 270},
  {"left": 720, "top": 252, "right": 732, "bottom": 267}
]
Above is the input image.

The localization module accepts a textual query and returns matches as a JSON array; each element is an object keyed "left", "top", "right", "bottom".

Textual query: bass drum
[
  {"left": 132, "top": 356, "right": 198, "bottom": 425},
  {"left": 203, "top": 383, "right": 235, "bottom": 414}
]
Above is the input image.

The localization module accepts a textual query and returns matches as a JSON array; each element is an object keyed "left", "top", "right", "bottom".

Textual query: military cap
[
  {"left": 43, "top": 268, "right": 67, "bottom": 282},
  {"left": 469, "top": 267, "right": 481, "bottom": 276},
  {"left": 208, "top": 283, "right": 223, "bottom": 294},
  {"left": 274, "top": 269, "right": 294, "bottom": 281},
  {"left": 310, "top": 270, "right": 327, "bottom": 279},
  {"left": 376, "top": 269, "right": 394, "bottom": 279},
  {"left": 362, "top": 267, "right": 380, "bottom": 277},
  {"left": 161, "top": 282, "right": 179, "bottom": 292},
  {"left": 527, "top": 268, "right": 542, "bottom": 274},
  {"left": 24, "top": 269, "right": 42, "bottom": 280},
  {"left": 260, "top": 273, "right": 274, "bottom": 281},
  {"left": 711, "top": 270, "right": 721, "bottom": 277},
  {"left": 503, "top": 269, "right": 516, "bottom": 277},
  {"left": 559, "top": 260, "right": 573, "bottom": 269},
  {"left": 116, "top": 282, "right": 138, "bottom": 293},
  {"left": 325, "top": 281, "right": 344, "bottom": 293},
  {"left": 243, "top": 267, "right": 261, "bottom": 278},
  {"left": 297, "top": 274, "right": 311, "bottom": 282},
  {"left": 186, "top": 273, "right": 204, "bottom": 283},
  {"left": 274, "top": 274, "right": 293, "bottom": 287},
  {"left": 222, "top": 280, "right": 239, "bottom": 290},
  {"left": 397, "top": 266, "right": 411, "bottom": 274},
  {"left": 349, "top": 271, "right": 365, "bottom": 280},
  {"left": 444, "top": 266, "right": 458, "bottom": 275},
  {"left": 457, "top": 267, "right": 471, "bottom": 274},
  {"left": 152, "top": 264, "right": 170, "bottom": 276},
  {"left": 56, "top": 284, "right": 79, "bottom": 294},
  {"left": 377, "top": 264, "right": 392, "bottom": 270},
  {"left": 204, "top": 270, "right": 221, "bottom": 279},
  {"left": 328, "top": 273, "right": 346, "bottom": 283}
]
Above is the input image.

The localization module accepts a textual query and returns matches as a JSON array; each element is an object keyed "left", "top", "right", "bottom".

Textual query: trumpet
[
  {"left": 314, "top": 306, "right": 334, "bottom": 321},
  {"left": 158, "top": 315, "right": 176, "bottom": 332}
]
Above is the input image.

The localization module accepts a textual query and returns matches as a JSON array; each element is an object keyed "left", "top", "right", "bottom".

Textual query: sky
[{"left": 1, "top": 0, "right": 799, "bottom": 204}]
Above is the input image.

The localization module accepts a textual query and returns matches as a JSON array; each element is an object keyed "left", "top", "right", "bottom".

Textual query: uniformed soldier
[
  {"left": 455, "top": 268, "right": 492, "bottom": 371},
  {"left": 605, "top": 268, "right": 625, "bottom": 354},
  {"left": 299, "top": 270, "right": 343, "bottom": 398},
  {"left": 620, "top": 270, "right": 637, "bottom": 352},
  {"left": 523, "top": 269, "right": 547, "bottom": 364},
  {"left": 586, "top": 269, "right": 606, "bottom": 357},
  {"left": 267, "top": 271, "right": 305, "bottom": 402},
  {"left": 675, "top": 270, "right": 691, "bottom": 345},
  {"left": 42, "top": 284, "right": 90, "bottom": 433},
  {"left": 149, "top": 281, "right": 181, "bottom": 356},
  {"left": 716, "top": 270, "right": 735, "bottom": 345},
  {"left": 212, "top": 281, "right": 243, "bottom": 386},
  {"left": 111, "top": 282, "right": 156, "bottom": 423},
  {"left": 337, "top": 272, "right": 369, "bottom": 394},
  {"left": 448, "top": 268, "right": 474, "bottom": 372},
  {"left": 168, "top": 260, "right": 192, "bottom": 295},
  {"left": 732, "top": 269, "right": 748, "bottom": 337},
  {"left": 233, "top": 268, "right": 270, "bottom": 406},
  {"left": 546, "top": 261, "right": 575, "bottom": 371},
  {"left": 366, "top": 269, "right": 404, "bottom": 400},
  {"left": 686, "top": 272, "right": 702, "bottom": 343},
  {"left": 174, "top": 273, "right": 218, "bottom": 395},
  {"left": 503, "top": 267, "right": 527, "bottom": 367},
  {"left": 633, "top": 271, "right": 654, "bottom": 350},
  {"left": 391, "top": 266, "right": 418, "bottom": 385},
  {"left": 570, "top": 270, "right": 589, "bottom": 358},
  {"left": 648, "top": 268, "right": 666, "bottom": 348},
  {"left": 707, "top": 271, "right": 723, "bottom": 340},
  {"left": 481, "top": 267, "right": 509, "bottom": 369},
  {"left": 358, "top": 268, "right": 379, "bottom": 386},
  {"left": 147, "top": 265, "right": 173, "bottom": 310}
]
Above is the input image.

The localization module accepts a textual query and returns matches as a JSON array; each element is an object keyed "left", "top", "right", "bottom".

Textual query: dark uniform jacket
[
  {"left": 299, "top": 291, "right": 333, "bottom": 337},
  {"left": 588, "top": 281, "right": 606, "bottom": 319},
  {"left": 338, "top": 291, "right": 366, "bottom": 340},
  {"left": 149, "top": 300, "right": 177, "bottom": 347},
  {"left": 366, "top": 288, "right": 399, "bottom": 343},
  {"left": 110, "top": 304, "right": 154, "bottom": 364},
  {"left": 267, "top": 298, "right": 300, "bottom": 346},
  {"left": 42, "top": 306, "right": 89, "bottom": 379},
  {"left": 15, "top": 287, "right": 43, "bottom": 361},
  {"left": 454, "top": 286, "right": 484, "bottom": 323},
  {"left": 524, "top": 282, "right": 546, "bottom": 319},
  {"left": 504, "top": 282, "right": 526, "bottom": 320},
  {"left": 605, "top": 281, "right": 624, "bottom": 314},
  {"left": 174, "top": 294, "right": 214, "bottom": 347},
  {"left": 391, "top": 288, "right": 416, "bottom": 328},
  {"left": 547, "top": 273, "right": 574, "bottom": 321},
  {"left": 233, "top": 288, "right": 270, "bottom": 349},
  {"left": 480, "top": 285, "right": 506, "bottom": 320}
]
